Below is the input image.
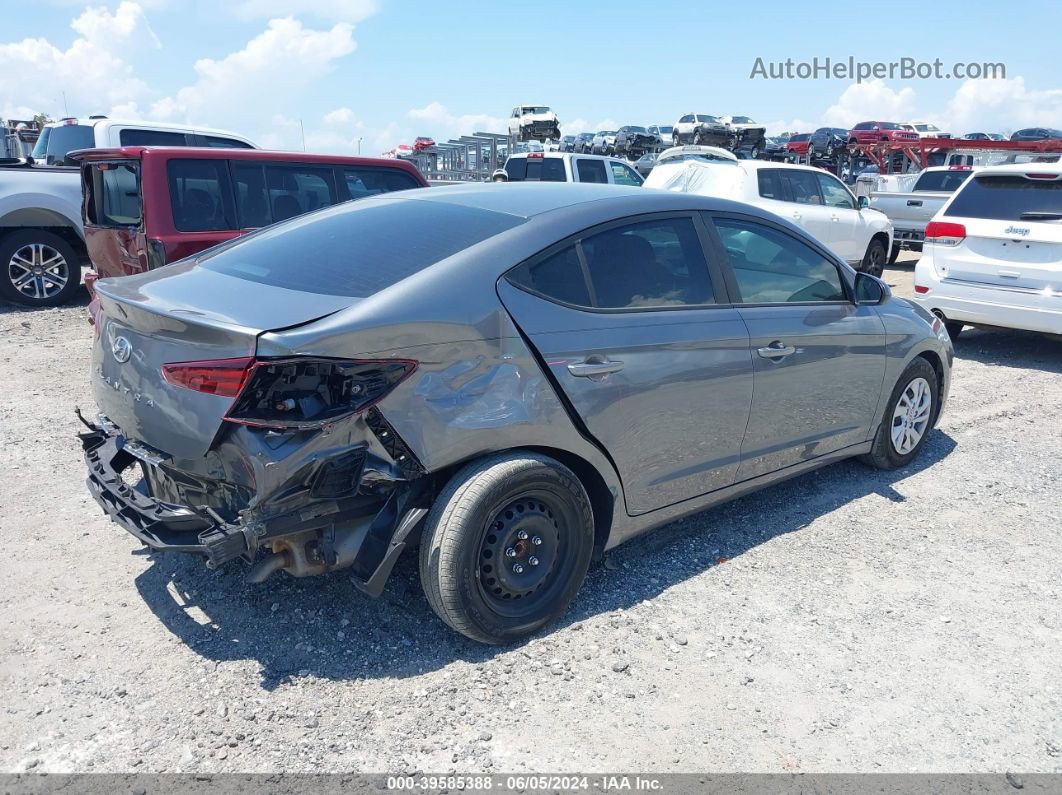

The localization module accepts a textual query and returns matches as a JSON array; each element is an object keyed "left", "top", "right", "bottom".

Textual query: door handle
[
  {"left": 791, "top": 212, "right": 802, "bottom": 220},
  {"left": 757, "top": 342, "right": 797, "bottom": 360},
  {"left": 567, "top": 358, "right": 625, "bottom": 377},
  {"left": 830, "top": 214, "right": 840, "bottom": 221}
]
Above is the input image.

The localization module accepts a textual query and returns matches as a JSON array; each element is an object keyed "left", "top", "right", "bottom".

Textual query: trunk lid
[
  {"left": 941, "top": 219, "right": 1062, "bottom": 290},
  {"left": 92, "top": 261, "right": 354, "bottom": 459}
]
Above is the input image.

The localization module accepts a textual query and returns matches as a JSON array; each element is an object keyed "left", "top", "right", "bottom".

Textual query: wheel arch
[{"left": 913, "top": 349, "right": 947, "bottom": 426}]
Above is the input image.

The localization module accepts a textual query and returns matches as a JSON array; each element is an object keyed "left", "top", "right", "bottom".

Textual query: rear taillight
[
  {"left": 162, "top": 357, "right": 255, "bottom": 398},
  {"left": 914, "top": 285, "right": 929, "bottom": 294},
  {"left": 224, "top": 358, "right": 416, "bottom": 429},
  {"left": 1025, "top": 173, "right": 1060, "bottom": 180},
  {"left": 528, "top": 152, "right": 544, "bottom": 159},
  {"left": 925, "top": 221, "right": 966, "bottom": 246}
]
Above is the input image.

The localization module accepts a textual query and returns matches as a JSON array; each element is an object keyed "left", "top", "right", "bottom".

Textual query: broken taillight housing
[
  {"left": 223, "top": 358, "right": 416, "bottom": 429},
  {"left": 162, "top": 357, "right": 255, "bottom": 397}
]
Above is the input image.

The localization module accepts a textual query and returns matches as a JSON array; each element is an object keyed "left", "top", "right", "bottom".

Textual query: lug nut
[
  {"left": 505, "top": 547, "right": 516, "bottom": 558},
  {"left": 512, "top": 563, "right": 524, "bottom": 574},
  {"left": 531, "top": 536, "right": 542, "bottom": 546},
  {"left": 516, "top": 530, "right": 528, "bottom": 540},
  {"left": 529, "top": 556, "right": 539, "bottom": 567}
]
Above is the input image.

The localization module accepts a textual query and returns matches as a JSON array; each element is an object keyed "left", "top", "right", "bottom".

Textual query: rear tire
[
  {"left": 860, "top": 238, "right": 887, "bottom": 277},
  {"left": 944, "top": 320, "right": 965, "bottom": 341},
  {"left": 860, "top": 358, "right": 939, "bottom": 470},
  {"left": 419, "top": 452, "right": 595, "bottom": 645},
  {"left": 888, "top": 244, "right": 901, "bottom": 265},
  {"left": 0, "top": 230, "right": 81, "bottom": 307}
]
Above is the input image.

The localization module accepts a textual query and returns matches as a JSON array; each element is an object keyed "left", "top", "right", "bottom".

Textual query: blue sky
[{"left": 2, "top": 0, "right": 1060, "bottom": 152}]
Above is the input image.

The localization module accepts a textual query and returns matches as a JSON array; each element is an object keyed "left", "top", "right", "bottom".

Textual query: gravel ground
[{"left": 1, "top": 255, "right": 1060, "bottom": 774}]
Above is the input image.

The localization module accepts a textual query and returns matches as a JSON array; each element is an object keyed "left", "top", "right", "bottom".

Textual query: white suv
[
  {"left": 645, "top": 151, "right": 893, "bottom": 273},
  {"left": 508, "top": 105, "right": 560, "bottom": 142},
  {"left": 913, "top": 164, "right": 1062, "bottom": 338}
]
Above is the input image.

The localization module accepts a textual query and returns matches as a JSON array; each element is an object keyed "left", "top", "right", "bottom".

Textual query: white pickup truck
[
  {"left": 0, "top": 117, "right": 254, "bottom": 307},
  {"left": 868, "top": 166, "right": 977, "bottom": 261}
]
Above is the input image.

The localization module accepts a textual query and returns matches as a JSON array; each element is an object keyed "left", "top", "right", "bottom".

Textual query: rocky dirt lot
[{"left": 1, "top": 257, "right": 1060, "bottom": 774}]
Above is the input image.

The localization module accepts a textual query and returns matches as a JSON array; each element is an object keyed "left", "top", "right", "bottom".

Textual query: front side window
[
  {"left": 714, "top": 217, "right": 845, "bottom": 304},
  {"left": 609, "top": 161, "right": 643, "bottom": 186},
  {"left": 576, "top": 159, "right": 608, "bottom": 184},
  {"left": 816, "top": 173, "right": 855, "bottom": 209},
  {"left": 120, "top": 129, "right": 189, "bottom": 147},
  {"left": 509, "top": 217, "right": 714, "bottom": 310},
  {"left": 167, "top": 159, "right": 233, "bottom": 232}
]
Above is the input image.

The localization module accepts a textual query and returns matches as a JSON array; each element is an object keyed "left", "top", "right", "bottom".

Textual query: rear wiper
[{"left": 1018, "top": 211, "right": 1062, "bottom": 220}]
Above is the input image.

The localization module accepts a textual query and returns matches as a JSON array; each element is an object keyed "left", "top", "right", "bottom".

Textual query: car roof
[
  {"left": 385, "top": 182, "right": 741, "bottom": 219},
  {"left": 68, "top": 146, "right": 421, "bottom": 172}
]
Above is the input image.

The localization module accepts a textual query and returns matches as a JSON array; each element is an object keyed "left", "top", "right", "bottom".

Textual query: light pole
[{"left": 356, "top": 136, "right": 362, "bottom": 155}]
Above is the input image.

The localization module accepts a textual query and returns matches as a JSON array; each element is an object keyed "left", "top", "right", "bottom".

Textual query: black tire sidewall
[
  {"left": 421, "top": 454, "right": 594, "bottom": 644},
  {"left": 862, "top": 239, "right": 886, "bottom": 277},
  {"left": 869, "top": 358, "right": 939, "bottom": 469},
  {"left": 0, "top": 230, "right": 82, "bottom": 307}
]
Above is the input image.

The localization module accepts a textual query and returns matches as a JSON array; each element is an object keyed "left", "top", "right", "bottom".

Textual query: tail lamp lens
[
  {"left": 224, "top": 358, "right": 416, "bottom": 429},
  {"left": 924, "top": 221, "right": 966, "bottom": 246},
  {"left": 161, "top": 357, "right": 255, "bottom": 397}
]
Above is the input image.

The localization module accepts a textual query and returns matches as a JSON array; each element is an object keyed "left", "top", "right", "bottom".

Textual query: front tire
[
  {"left": 0, "top": 230, "right": 81, "bottom": 307},
  {"left": 860, "top": 238, "right": 887, "bottom": 277},
  {"left": 419, "top": 452, "right": 595, "bottom": 645},
  {"left": 860, "top": 358, "right": 939, "bottom": 470}
]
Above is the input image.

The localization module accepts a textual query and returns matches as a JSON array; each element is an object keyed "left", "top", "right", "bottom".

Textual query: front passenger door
[
  {"left": 815, "top": 171, "right": 862, "bottom": 261},
  {"left": 708, "top": 214, "right": 886, "bottom": 480}
]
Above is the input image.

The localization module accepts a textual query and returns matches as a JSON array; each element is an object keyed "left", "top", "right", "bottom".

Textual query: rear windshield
[
  {"left": 913, "top": 170, "right": 973, "bottom": 192},
  {"left": 85, "top": 161, "right": 141, "bottom": 227},
  {"left": 31, "top": 124, "right": 94, "bottom": 166},
  {"left": 945, "top": 175, "right": 1062, "bottom": 221},
  {"left": 198, "top": 199, "right": 523, "bottom": 297},
  {"left": 505, "top": 156, "right": 566, "bottom": 182}
]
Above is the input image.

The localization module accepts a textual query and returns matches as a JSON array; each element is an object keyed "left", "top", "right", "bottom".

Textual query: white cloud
[
  {"left": 822, "top": 79, "right": 917, "bottom": 128},
  {"left": 235, "top": 0, "right": 377, "bottom": 23},
  {"left": 149, "top": 17, "right": 357, "bottom": 143},
  {"left": 942, "top": 77, "right": 1062, "bottom": 136},
  {"left": 407, "top": 101, "right": 508, "bottom": 137},
  {"left": 0, "top": 1, "right": 157, "bottom": 119},
  {"left": 323, "top": 106, "right": 357, "bottom": 125}
]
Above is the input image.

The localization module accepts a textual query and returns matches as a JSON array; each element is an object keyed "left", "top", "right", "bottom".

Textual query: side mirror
[
  {"left": 855, "top": 271, "right": 890, "bottom": 305},
  {"left": 857, "top": 195, "right": 870, "bottom": 209}
]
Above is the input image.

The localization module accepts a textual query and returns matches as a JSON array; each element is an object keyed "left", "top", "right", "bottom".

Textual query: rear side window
[
  {"left": 86, "top": 162, "right": 141, "bottom": 227},
  {"left": 679, "top": 115, "right": 693, "bottom": 123},
  {"left": 232, "top": 162, "right": 271, "bottom": 228},
  {"left": 945, "top": 175, "right": 1062, "bottom": 220},
  {"left": 714, "top": 217, "right": 845, "bottom": 304},
  {"left": 509, "top": 217, "right": 715, "bottom": 309},
  {"left": 203, "top": 135, "right": 253, "bottom": 149},
  {"left": 343, "top": 167, "right": 420, "bottom": 199},
  {"left": 167, "top": 159, "right": 234, "bottom": 232},
  {"left": 199, "top": 200, "right": 523, "bottom": 297},
  {"left": 576, "top": 159, "right": 608, "bottom": 184},
  {"left": 120, "top": 129, "right": 189, "bottom": 147},
  {"left": 757, "top": 169, "right": 785, "bottom": 200},
  {"left": 913, "top": 170, "right": 973, "bottom": 192},
  {"left": 265, "top": 165, "right": 336, "bottom": 221}
]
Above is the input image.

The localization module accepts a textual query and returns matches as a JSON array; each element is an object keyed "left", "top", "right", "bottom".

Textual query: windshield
[
  {"left": 658, "top": 126, "right": 673, "bottom": 134},
  {"left": 521, "top": 107, "right": 551, "bottom": 115},
  {"left": 790, "top": 134, "right": 810, "bottom": 142},
  {"left": 31, "top": 123, "right": 95, "bottom": 165},
  {"left": 199, "top": 199, "right": 523, "bottom": 297},
  {"left": 628, "top": 126, "right": 647, "bottom": 133},
  {"left": 731, "top": 117, "right": 754, "bottom": 124},
  {"left": 879, "top": 123, "right": 903, "bottom": 130},
  {"left": 915, "top": 124, "right": 938, "bottom": 132},
  {"left": 695, "top": 115, "right": 718, "bottom": 123},
  {"left": 945, "top": 174, "right": 1062, "bottom": 221}
]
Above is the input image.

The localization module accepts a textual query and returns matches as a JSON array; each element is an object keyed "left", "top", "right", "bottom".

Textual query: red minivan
[{"left": 73, "top": 146, "right": 428, "bottom": 279}]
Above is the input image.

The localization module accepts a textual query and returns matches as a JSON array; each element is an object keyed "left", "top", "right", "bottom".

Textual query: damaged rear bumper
[{"left": 78, "top": 411, "right": 429, "bottom": 596}]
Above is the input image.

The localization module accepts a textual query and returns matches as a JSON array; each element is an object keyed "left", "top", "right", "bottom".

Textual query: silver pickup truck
[{"left": 869, "top": 166, "right": 977, "bottom": 261}]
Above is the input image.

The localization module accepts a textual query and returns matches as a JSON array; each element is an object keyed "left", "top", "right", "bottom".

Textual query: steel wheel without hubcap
[
  {"left": 891, "top": 377, "right": 932, "bottom": 455},
  {"left": 8, "top": 243, "right": 69, "bottom": 302},
  {"left": 479, "top": 495, "right": 563, "bottom": 616}
]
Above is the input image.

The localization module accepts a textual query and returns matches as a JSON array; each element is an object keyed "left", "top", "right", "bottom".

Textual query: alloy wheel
[
  {"left": 891, "top": 377, "right": 932, "bottom": 455},
  {"left": 8, "top": 243, "right": 69, "bottom": 302}
]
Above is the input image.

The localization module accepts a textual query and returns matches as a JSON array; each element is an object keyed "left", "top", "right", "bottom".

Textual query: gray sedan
[{"left": 81, "top": 183, "right": 952, "bottom": 644}]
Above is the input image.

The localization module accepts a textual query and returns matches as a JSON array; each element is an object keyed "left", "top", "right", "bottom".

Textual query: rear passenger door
[
  {"left": 575, "top": 158, "right": 608, "bottom": 184},
  {"left": 230, "top": 162, "right": 337, "bottom": 228},
  {"left": 705, "top": 213, "right": 886, "bottom": 479},
  {"left": 498, "top": 213, "right": 753, "bottom": 515},
  {"left": 165, "top": 158, "right": 242, "bottom": 261}
]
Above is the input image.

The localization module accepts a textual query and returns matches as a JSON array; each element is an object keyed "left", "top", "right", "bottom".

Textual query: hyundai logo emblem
[{"left": 110, "top": 333, "right": 132, "bottom": 363}]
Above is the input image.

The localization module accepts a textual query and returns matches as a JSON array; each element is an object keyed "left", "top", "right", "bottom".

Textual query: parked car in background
[
  {"left": 1010, "top": 128, "right": 1062, "bottom": 142},
  {"left": 499, "top": 152, "right": 643, "bottom": 185},
  {"left": 720, "top": 116, "right": 767, "bottom": 157},
  {"left": 591, "top": 130, "right": 618, "bottom": 155},
  {"left": 914, "top": 164, "right": 1062, "bottom": 338},
  {"left": 508, "top": 105, "right": 561, "bottom": 142},
  {"left": 614, "top": 126, "right": 657, "bottom": 157},
  {"left": 785, "top": 133, "right": 811, "bottom": 159},
  {"left": 81, "top": 181, "right": 949, "bottom": 644},
  {"left": 632, "top": 151, "right": 657, "bottom": 177},
  {"left": 908, "top": 122, "right": 951, "bottom": 139},
  {"left": 761, "top": 135, "right": 790, "bottom": 161},
  {"left": 413, "top": 136, "right": 435, "bottom": 151},
  {"left": 645, "top": 155, "right": 893, "bottom": 274},
  {"left": 672, "top": 114, "right": 729, "bottom": 147},
  {"left": 848, "top": 122, "right": 920, "bottom": 145},
  {"left": 809, "top": 127, "right": 849, "bottom": 159},
  {"left": 0, "top": 117, "right": 256, "bottom": 307},
  {"left": 557, "top": 135, "right": 577, "bottom": 152},
  {"left": 869, "top": 166, "right": 977, "bottom": 261},
  {"left": 647, "top": 125, "right": 673, "bottom": 146},
  {"left": 384, "top": 144, "right": 415, "bottom": 158},
  {"left": 963, "top": 132, "right": 1005, "bottom": 141},
  {"left": 574, "top": 133, "right": 595, "bottom": 153},
  {"left": 72, "top": 146, "right": 427, "bottom": 283}
]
